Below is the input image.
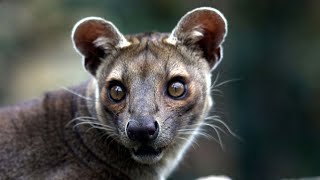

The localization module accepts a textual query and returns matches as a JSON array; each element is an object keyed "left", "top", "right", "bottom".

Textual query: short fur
[{"left": 0, "top": 7, "right": 227, "bottom": 180}]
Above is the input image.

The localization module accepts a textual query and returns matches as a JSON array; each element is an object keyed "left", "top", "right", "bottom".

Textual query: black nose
[{"left": 126, "top": 118, "right": 159, "bottom": 142}]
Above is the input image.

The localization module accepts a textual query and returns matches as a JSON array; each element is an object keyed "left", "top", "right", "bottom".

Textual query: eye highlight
[
  {"left": 167, "top": 80, "right": 187, "bottom": 99},
  {"left": 108, "top": 82, "right": 126, "bottom": 102}
]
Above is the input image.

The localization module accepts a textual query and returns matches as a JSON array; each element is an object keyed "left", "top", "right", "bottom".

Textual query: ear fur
[
  {"left": 72, "top": 17, "right": 130, "bottom": 76},
  {"left": 166, "top": 7, "right": 227, "bottom": 70}
]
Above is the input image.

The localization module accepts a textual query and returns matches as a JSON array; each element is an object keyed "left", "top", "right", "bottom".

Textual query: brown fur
[{"left": 0, "top": 7, "right": 227, "bottom": 180}]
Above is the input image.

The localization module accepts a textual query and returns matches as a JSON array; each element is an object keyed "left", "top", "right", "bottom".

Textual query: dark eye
[
  {"left": 108, "top": 83, "right": 126, "bottom": 102},
  {"left": 167, "top": 81, "right": 186, "bottom": 99}
]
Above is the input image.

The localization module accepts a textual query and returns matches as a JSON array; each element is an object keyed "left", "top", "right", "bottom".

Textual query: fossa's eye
[
  {"left": 167, "top": 80, "right": 186, "bottom": 99},
  {"left": 108, "top": 82, "right": 126, "bottom": 102}
]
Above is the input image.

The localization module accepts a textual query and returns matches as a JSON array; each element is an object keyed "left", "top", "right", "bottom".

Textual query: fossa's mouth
[
  {"left": 133, "top": 146, "right": 163, "bottom": 156},
  {"left": 131, "top": 145, "right": 164, "bottom": 164}
]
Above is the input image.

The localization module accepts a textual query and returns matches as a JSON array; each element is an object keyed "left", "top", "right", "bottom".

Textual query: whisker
[
  {"left": 65, "top": 116, "right": 98, "bottom": 127},
  {"left": 210, "top": 74, "right": 242, "bottom": 100},
  {"left": 82, "top": 121, "right": 114, "bottom": 129},
  {"left": 105, "top": 133, "right": 120, "bottom": 148},
  {"left": 62, "top": 87, "right": 99, "bottom": 102},
  {"left": 201, "top": 123, "right": 228, "bottom": 135},
  {"left": 74, "top": 121, "right": 114, "bottom": 131},
  {"left": 177, "top": 115, "right": 242, "bottom": 151},
  {"left": 175, "top": 136, "right": 199, "bottom": 149},
  {"left": 178, "top": 130, "right": 219, "bottom": 144},
  {"left": 205, "top": 116, "right": 242, "bottom": 141},
  {"left": 212, "top": 125, "right": 225, "bottom": 151},
  {"left": 177, "top": 128, "right": 200, "bottom": 132},
  {"left": 85, "top": 125, "right": 114, "bottom": 133},
  {"left": 98, "top": 131, "right": 110, "bottom": 141},
  {"left": 211, "top": 91, "right": 224, "bottom": 97},
  {"left": 211, "top": 72, "right": 220, "bottom": 89},
  {"left": 213, "top": 78, "right": 241, "bottom": 89}
]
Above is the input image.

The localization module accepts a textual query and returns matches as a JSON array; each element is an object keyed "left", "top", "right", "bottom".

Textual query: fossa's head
[{"left": 72, "top": 7, "right": 227, "bottom": 165}]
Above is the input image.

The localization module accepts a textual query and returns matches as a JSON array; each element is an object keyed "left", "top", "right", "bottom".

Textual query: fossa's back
[{"left": 0, "top": 7, "right": 228, "bottom": 180}]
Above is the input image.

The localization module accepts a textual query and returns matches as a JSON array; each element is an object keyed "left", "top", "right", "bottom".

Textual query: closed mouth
[
  {"left": 131, "top": 145, "right": 164, "bottom": 164},
  {"left": 133, "top": 146, "right": 163, "bottom": 156}
]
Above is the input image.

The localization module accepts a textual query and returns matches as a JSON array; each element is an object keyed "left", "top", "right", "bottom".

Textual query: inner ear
[
  {"left": 167, "top": 7, "right": 227, "bottom": 69},
  {"left": 72, "top": 17, "right": 130, "bottom": 76}
]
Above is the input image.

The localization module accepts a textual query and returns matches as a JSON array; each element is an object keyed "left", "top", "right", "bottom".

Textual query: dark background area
[{"left": 1, "top": 0, "right": 319, "bottom": 179}]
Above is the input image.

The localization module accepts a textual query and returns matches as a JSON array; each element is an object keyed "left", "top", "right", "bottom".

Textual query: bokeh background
[{"left": 1, "top": 0, "right": 320, "bottom": 179}]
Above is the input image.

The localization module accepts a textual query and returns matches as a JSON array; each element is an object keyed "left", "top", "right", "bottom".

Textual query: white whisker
[
  {"left": 213, "top": 78, "right": 241, "bottom": 89},
  {"left": 211, "top": 72, "right": 220, "bottom": 89},
  {"left": 74, "top": 121, "right": 114, "bottom": 131},
  {"left": 212, "top": 125, "right": 225, "bottom": 151},
  {"left": 178, "top": 129, "right": 219, "bottom": 144},
  {"left": 66, "top": 116, "right": 98, "bottom": 127},
  {"left": 62, "top": 86, "right": 98, "bottom": 102},
  {"left": 205, "top": 116, "right": 242, "bottom": 141},
  {"left": 201, "top": 123, "right": 227, "bottom": 135},
  {"left": 176, "top": 136, "right": 199, "bottom": 149}
]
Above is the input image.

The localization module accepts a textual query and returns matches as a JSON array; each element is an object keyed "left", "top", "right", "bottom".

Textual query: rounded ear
[
  {"left": 166, "top": 7, "right": 227, "bottom": 70},
  {"left": 72, "top": 17, "right": 130, "bottom": 76}
]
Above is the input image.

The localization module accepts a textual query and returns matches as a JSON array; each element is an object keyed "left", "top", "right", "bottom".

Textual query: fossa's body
[{"left": 0, "top": 7, "right": 228, "bottom": 180}]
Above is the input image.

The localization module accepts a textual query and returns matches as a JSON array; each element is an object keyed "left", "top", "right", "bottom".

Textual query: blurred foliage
[{"left": 1, "top": 0, "right": 320, "bottom": 179}]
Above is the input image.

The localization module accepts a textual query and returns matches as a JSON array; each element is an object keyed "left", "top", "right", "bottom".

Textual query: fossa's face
[
  {"left": 95, "top": 34, "right": 212, "bottom": 164},
  {"left": 72, "top": 7, "right": 227, "bottom": 164}
]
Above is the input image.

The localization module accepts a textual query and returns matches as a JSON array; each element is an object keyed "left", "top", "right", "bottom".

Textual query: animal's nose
[{"left": 126, "top": 118, "right": 159, "bottom": 142}]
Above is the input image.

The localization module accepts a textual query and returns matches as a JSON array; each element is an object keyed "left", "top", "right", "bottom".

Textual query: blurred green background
[{"left": 1, "top": 0, "right": 320, "bottom": 179}]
